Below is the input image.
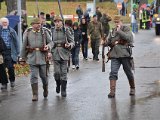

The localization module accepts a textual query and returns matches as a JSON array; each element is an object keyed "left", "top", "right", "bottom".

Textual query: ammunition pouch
[{"left": 118, "top": 40, "right": 128, "bottom": 45}]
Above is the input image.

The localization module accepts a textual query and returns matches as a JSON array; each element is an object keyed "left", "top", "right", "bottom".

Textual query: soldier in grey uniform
[
  {"left": 103, "top": 15, "right": 135, "bottom": 98},
  {"left": 87, "top": 14, "right": 104, "bottom": 61},
  {"left": 19, "top": 18, "right": 52, "bottom": 101},
  {"left": 48, "top": 16, "right": 74, "bottom": 97}
]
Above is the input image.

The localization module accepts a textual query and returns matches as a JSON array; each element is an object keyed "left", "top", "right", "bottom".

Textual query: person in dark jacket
[
  {"left": 0, "top": 35, "right": 8, "bottom": 90},
  {"left": 84, "top": 8, "right": 91, "bottom": 23},
  {"left": 71, "top": 22, "right": 82, "bottom": 70},
  {"left": 100, "top": 13, "right": 112, "bottom": 37},
  {"left": 80, "top": 17, "right": 88, "bottom": 60},
  {"left": 0, "top": 17, "right": 20, "bottom": 88},
  {"left": 76, "top": 5, "right": 83, "bottom": 22},
  {"left": 96, "top": 7, "right": 102, "bottom": 22}
]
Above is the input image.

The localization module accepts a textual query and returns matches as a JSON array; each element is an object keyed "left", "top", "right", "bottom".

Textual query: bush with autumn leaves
[{"left": 14, "top": 64, "right": 30, "bottom": 77}]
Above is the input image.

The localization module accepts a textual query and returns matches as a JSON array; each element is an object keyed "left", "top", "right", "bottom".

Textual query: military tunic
[
  {"left": 49, "top": 27, "right": 74, "bottom": 81},
  {"left": 107, "top": 25, "right": 134, "bottom": 81},
  {"left": 20, "top": 27, "right": 52, "bottom": 84}
]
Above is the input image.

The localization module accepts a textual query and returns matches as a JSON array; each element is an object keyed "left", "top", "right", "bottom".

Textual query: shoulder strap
[{"left": 51, "top": 27, "right": 55, "bottom": 41}]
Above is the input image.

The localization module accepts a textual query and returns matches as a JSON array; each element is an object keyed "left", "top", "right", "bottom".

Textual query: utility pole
[
  {"left": 131, "top": 0, "right": 133, "bottom": 23},
  {"left": 17, "top": 0, "right": 22, "bottom": 49},
  {"left": 93, "top": 0, "right": 96, "bottom": 14}
]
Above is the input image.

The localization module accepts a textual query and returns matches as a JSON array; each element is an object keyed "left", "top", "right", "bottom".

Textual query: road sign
[{"left": 117, "top": 2, "right": 122, "bottom": 10}]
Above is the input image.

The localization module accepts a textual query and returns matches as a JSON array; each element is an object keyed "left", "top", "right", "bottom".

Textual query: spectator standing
[
  {"left": 0, "top": 17, "right": 20, "bottom": 88},
  {"left": 96, "top": 7, "right": 102, "bottom": 22},
  {"left": 84, "top": 8, "right": 91, "bottom": 23},
  {"left": 100, "top": 13, "right": 112, "bottom": 36},
  {"left": 76, "top": 5, "right": 83, "bottom": 22},
  {"left": 80, "top": 17, "right": 88, "bottom": 60},
  {"left": 0, "top": 35, "right": 8, "bottom": 90},
  {"left": 87, "top": 14, "right": 104, "bottom": 61},
  {"left": 71, "top": 22, "right": 82, "bottom": 70},
  {"left": 131, "top": 8, "right": 138, "bottom": 33}
]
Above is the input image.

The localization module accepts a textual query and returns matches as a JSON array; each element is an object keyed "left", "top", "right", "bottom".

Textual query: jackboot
[
  {"left": 129, "top": 80, "right": 135, "bottom": 96},
  {"left": 43, "top": 84, "right": 48, "bottom": 98},
  {"left": 56, "top": 80, "right": 61, "bottom": 94},
  {"left": 31, "top": 83, "right": 38, "bottom": 101},
  {"left": 61, "top": 81, "right": 67, "bottom": 97},
  {"left": 108, "top": 80, "right": 116, "bottom": 98}
]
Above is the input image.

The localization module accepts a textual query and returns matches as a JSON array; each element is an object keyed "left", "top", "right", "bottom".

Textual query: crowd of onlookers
[{"left": 0, "top": 4, "right": 112, "bottom": 90}]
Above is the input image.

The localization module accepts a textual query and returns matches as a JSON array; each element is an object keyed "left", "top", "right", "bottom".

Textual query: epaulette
[
  {"left": 23, "top": 27, "right": 32, "bottom": 34},
  {"left": 65, "top": 27, "right": 73, "bottom": 35},
  {"left": 42, "top": 27, "right": 51, "bottom": 36}
]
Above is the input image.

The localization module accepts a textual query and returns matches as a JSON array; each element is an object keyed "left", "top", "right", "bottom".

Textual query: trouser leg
[
  {"left": 0, "top": 63, "right": 8, "bottom": 84},
  {"left": 30, "top": 65, "right": 39, "bottom": 101},
  {"left": 4, "top": 57, "right": 15, "bottom": 83},
  {"left": 108, "top": 59, "right": 121, "bottom": 98},
  {"left": 122, "top": 58, "right": 135, "bottom": 96},
  {"left": 94, "top": 39, "right": 100, "bottom": 60},
  {"left": 54, "top": 61, "right": 61, "bottom": 93},
  {"left": 39, "top": 65, "right": 48, "bottom": 98},
  {"left": 31, "top": 83, "right": 38, "bottom": 101},
  {"left": 60, "top": 60, "right": 68, "bottom": 97},
  {"left": 91, "top": 40, "right": 96, "bottom": 59}
]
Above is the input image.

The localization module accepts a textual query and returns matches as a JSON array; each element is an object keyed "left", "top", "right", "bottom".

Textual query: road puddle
[{"left": 136, "top": 80, "right": 160, "bottom": 104}]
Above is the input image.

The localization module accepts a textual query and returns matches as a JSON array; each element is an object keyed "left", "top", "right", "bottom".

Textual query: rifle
[
  {"left": 102, "top": 35, "right": 107, "bottom": 72},
  {"left": 41, "top": 28, "right": 50, "bottom": 76},
  {"left": 36, "top": 0, "right": 40, "bottom": 17},
  {"left": 58, "top": 0, "right": 70, "bottom": 72}
]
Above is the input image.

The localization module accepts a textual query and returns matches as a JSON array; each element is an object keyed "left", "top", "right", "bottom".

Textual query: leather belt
[
  {"left": 33, "top": 48, "right": 40, "bottom": 51},
  {"left": 55, "top": 43, "right": 65, "bottom": 47}
]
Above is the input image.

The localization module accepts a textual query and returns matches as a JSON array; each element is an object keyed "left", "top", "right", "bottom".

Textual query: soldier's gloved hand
[
  {"left": 47, "top": 53, "right": 52, "bottom": 60},
  {"left": 18, "top": 58, "right": 26, "bottom": 66},
  {"left": 43, "top": 45, "right": 49, "bottom": 51},
  {"left": 65, "top": 43, "right": 71, "bottom": 49},
  {"left": 101, "top": 40, "right": 106, "bottom": 45},
  {"left": 116, "top": 25, "right": 121, "bottom": 31}
]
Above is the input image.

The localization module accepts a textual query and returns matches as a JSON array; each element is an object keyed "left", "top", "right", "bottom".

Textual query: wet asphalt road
[{"left": 0, "top": 28, "right": 160, "bottom": 120}]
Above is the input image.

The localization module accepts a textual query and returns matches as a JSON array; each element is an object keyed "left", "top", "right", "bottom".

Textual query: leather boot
[
  {"left": 43, "top": 84, "right": 48, "bottom": 98},
  {"left": 129, "top": 80, "right": 135, "bottom": 96},
  {"left": 56, "top": 80, "right": 61, "bottom": 94},
  {"left": 31, "top": 83, "right": 38, "bottom": 101},
  {"left": 108, "top": 80, "right": 116, "bottom": 98},
  {"left": 61, "top": 81, "right": 67, "bottom": 97}
]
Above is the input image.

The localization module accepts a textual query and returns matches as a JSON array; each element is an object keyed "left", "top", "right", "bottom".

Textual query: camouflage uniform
[{"left": 88, "top": 16, "right": 103, "bottom": 60}]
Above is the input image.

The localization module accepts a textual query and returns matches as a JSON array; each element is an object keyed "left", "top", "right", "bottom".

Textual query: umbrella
[
  {"left": 9, "top": 10, "right": 27, "bottom": 16},
  {"left": 6, "top": 15, "right": 20, "bottom": 28},
  {"left": 140, "top": 4, "right": 147, "bottom": 9}
]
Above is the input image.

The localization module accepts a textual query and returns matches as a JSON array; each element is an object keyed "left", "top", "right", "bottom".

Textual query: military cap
[
  {"left": 54, "top": 15, "right": 63, "bottom": 22},
  {"left": 113, "top": 15, "right": 122, "bottom": 22},
  {"left": 30, "top": 18, "right": 41, "bottom": 25},
  {"left": 93, "top": 14, "right": 97, "bottom": 18},
  {"left": 73, "top": 22, "right": 78, "bottom": 27}
]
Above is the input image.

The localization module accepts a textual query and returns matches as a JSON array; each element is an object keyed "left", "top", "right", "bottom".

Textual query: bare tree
[{"left": 5, "top": 0, "right": 26, "bottom": 15}]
